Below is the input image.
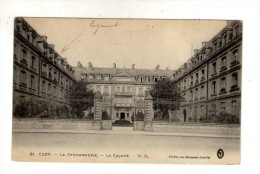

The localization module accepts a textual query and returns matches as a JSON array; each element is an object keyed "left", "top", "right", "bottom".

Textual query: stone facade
[
  {"left": 73, "top": 64, "right": 172, "bottom": 123},
  {"left": 13, "top": 18, "right": 76, "bottom": 116},
  {"left": 173, "top": 21, "right": 242, "bottom": 122}
]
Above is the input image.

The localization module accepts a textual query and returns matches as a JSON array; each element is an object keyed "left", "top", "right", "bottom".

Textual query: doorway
[
  {"left": 183, "top": 109, "right": 187, "bottom": 122},
  {"left": 120, "top": 112, "right": 125, "bottom": 120}
]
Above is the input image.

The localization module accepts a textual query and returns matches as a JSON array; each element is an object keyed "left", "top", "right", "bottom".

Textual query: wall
[
  {"left": 152, "top": 122, "right": 240, "bottom": 136},
  {"left": 13, "top": 119, "right": 102, "bottom": 132}
]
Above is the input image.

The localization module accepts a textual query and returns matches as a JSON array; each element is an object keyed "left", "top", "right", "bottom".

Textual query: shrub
[
  {"left": 14, "top": 101, "right": 30, "bottom": 118},
  {"left": 217, "top": 112, "right": 240, "bottom": 124},
  {"left": 135, "top": 112, "right": 144, "bottom": 121},
  {"left": 102, "top": 110, "right": 111, "bottom": 120}
]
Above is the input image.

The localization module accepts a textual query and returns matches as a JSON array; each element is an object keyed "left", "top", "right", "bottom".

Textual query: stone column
[
  {"left": 93, "top": 91, "right": 102, "bottom": 130},
  {"left": 144, "top": 93, "right": 154, "bottom": 131}
]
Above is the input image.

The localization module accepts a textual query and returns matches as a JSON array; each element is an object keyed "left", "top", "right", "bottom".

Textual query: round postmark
[{"left": 217, "top": 149, "right": 224, "bottom": 159}]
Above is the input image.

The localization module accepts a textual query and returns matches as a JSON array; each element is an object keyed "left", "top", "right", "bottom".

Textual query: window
[
  {"left": 231, "top": 73, "right": 238, "bottom": 89},
  {"left": 104, "top": 86, "right": 109, "bottom": 94},
  {"left": 232, "top": 50, "right": 238, "bottom": 62},
  {"left": 214, "top": 42, "right": 217, "bottom": 51},
  {"left": 184, "top": 80, "right": 186, "bottom": 89},
  {"left": 97, "top": 75, "right": 101, "bottom": 80},
  {"left": 200, "top": 86, "right": 204, "bottom": 97},
  {"left": 190, "top": 90, "right": 193, "bottom": 101},
  {"left": 148, "top": 77, "right": 151, "bottom": 82},
  {"left": 30, "top": 75, "right": 35, "bottom": 89},
  {"left": 221, "top": 77, "right": 226, "bottom": 91},
  {"left": 218, "top": 39, "right": 222, "bottom": 48},
  {"left": 20, "top": 70, "right": 27, "bottom": 85},
  {"left": 212, "top": 62, "right": 217, "bottom": 74},
  {"left": 195, "top": 73, "right": 199, "bottom": 83},
  {"left": 22, "top": 49, "right": 27, "bottom": 62},
  {"left": 154, "top": 77, "right": 158, "bottom": 82},
  {"left": 27, "top": 34, "right": 31, "bottom": 42},
  {"left": 232, "top": 100, "right": 238, "bottom": 115},
  {"left": 116, "top": 87, "right": 120, "bottom": 93},
  {"left": 138, "top": 87, "right": 143, "bottom": 94},
  {"left": 190, "top": 76, "right": 193, "bottom": 85},
  {"left": 96, "top": 86, "right": 101, "bottom": 92},
  {"left": 42, "top": 81, "right": 46, "bottom": 91},
  {"left": 201, "top": 105, "right": 204, "bottom": 110},
  {"left": 127, "top": 86, "right": 131, "bottom": 93},
  {"left": 229, "top": 31, "right": 233, "bottom": 40},
  {"left": 48, "top": 83, "right": 52, "bottom": 94},
  {"left": 223, "top": 35, "right": 227, "bottom": 45},
  {"left": 16, "top": 25, "right": 20, "bottom": 32},
  {"left": 212, "top": 81, "right": 216, "bottom": 94},
  {"left": 221, "top": 57, "right": 226, "bottom": 68},
  {"left": 220, "top": 102, "right": 226, "bottom": 112},
  {"left": 31, "top": 56, "right": 36, "bottom": 68},
  {"left": 89, "top": 74, "right": 94, "bottom": 80},
  {"left": 234, "top": 25, "right": 239, "bottom": 37},
  {"left": 49, "top": 68, "right": 52, "bottom": 78},
  {"left": 53, "top": 86, "right": 57, "bottom": 95},
  {"left": 104, "top": 75, "right": 109, "bottom": 81},
  {"left": 122, "top": 86, "right": 125, "bottom": 93},
  {"left": 139, "top": 76, "right": 143, "bottom": 82},
  {"left": 195, "top": 88, "right": 198, "bottom": 99}
]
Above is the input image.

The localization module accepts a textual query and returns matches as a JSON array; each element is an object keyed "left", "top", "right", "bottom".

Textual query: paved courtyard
[{"left": 12, "top": 127, "right": 240, "bottom": 164}]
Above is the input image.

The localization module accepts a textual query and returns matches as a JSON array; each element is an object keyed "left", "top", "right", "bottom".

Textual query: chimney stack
[{"left": 42, "top": 35, "right": 47, "bottom": 42}]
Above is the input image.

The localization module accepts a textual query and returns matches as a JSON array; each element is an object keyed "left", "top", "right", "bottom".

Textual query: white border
[{"left": 1, "top": 1, "right": 260, "bottom": 174}]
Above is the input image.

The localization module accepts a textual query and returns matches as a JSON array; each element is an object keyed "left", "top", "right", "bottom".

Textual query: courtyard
[{"left": 12, "top": 127, "right": 240, "bottom": 164}]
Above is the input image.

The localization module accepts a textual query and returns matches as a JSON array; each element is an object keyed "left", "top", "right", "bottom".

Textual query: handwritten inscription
[{"left": 90, "top": 20, "right": 119, "bottom": 35}]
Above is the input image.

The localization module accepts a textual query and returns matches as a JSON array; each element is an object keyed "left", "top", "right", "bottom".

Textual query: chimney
[
  {"left": 202, "top": 41, "right": 208, "bottom": 47},
  {"left": 113, "top": 63, "right": 116, "bottom": 68},
  {"left": 77, "top": 61, "right": 83, "bottom": 68},
  {"left": 42, "top": 35, "right": 47, "bottom": 42},
  {"left": 194, "top": 49, "right": 200, "bottom": 54},
  {"left": 132, "top": 64, "right": 135, "bottom": 69},
  {"left": 49, "top": 44, "right": 55, "bottom": 49}
]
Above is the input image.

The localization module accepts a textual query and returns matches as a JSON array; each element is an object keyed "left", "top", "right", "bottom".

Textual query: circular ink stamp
[{"left": 217, "top": 149, "right": 224, "bottom": 159}]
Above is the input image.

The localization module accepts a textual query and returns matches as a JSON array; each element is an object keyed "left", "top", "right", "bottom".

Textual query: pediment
[{"left": 113, "top": 70, "right": 133, "bottom": 77}]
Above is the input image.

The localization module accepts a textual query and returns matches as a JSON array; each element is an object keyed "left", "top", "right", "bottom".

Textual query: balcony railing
[
  {"left": 220, "top": 66, "right": 227, "bottom": 72},
  {"left": 230, "top": 85, "right": 239, "bottom": 92},
  {"left": 115, "top": 92, "right": 132, "bottom": 96}
]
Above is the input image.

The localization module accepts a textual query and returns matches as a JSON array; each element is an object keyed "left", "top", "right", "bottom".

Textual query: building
[
  {"left": 73, "top": 63, "right": 172, "bottom": 122},
  {"left": 173, "top": 20, "right": 242, "bottom": 122},
  {"left": 13, "top": 18, "right": 76, "bottom": 116}
]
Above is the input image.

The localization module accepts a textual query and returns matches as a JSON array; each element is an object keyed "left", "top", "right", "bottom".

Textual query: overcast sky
[{"left": 24, "top": 18, "right": 226, "bottom": 70}]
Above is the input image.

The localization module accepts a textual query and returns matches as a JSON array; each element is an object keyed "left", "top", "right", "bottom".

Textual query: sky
[{"left": 24, "top": 18, "right": 227, "bottom": 70}]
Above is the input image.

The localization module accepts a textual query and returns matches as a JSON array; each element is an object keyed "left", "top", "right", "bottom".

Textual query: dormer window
[
  {"left": 89, "top": 74, "right": 94, "bottom": 80},
  {"left": 221, "top": 56, "right": 226, "bottom": 68},
  {"left": 104, "top": 75, "right": 109, "bottom": 81},
  {"left": 96, "top": 74, "right": 101, "bottom": 80},
  {"left": 139, "top": 76, "right": 143, "bottom": 82}
]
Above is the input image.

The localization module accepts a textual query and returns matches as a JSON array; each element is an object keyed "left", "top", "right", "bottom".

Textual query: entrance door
[
  {"left": 120, "top": 112, "right": 125, "bottom": 120},
  {"left": 183, "top": 109, "right": 187, "bottom": 122}
]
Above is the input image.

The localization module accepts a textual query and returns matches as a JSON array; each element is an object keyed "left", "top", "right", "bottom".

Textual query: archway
[{"left": 183, "top": 109, "right": 187, "bottom": 122}]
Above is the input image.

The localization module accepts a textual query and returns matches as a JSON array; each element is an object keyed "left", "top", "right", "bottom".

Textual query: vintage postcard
[{"left": 12, "top": 17, "right": 241, "bottom": 164}]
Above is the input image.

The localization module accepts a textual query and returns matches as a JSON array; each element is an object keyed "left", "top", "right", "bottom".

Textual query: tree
[
  {"left": 68, "top": 81, "right": 94, "bottom": 118},
  {"left": 149, "top": 78, "right": 183, "bottom": 120}
]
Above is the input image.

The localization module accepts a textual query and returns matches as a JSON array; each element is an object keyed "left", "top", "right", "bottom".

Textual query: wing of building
[
  {"left": 172, "top": 20, "right": 242, "bottom": 122},
  {"left": 13, "top": 18, "right": 76, "bottom": 117}
]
